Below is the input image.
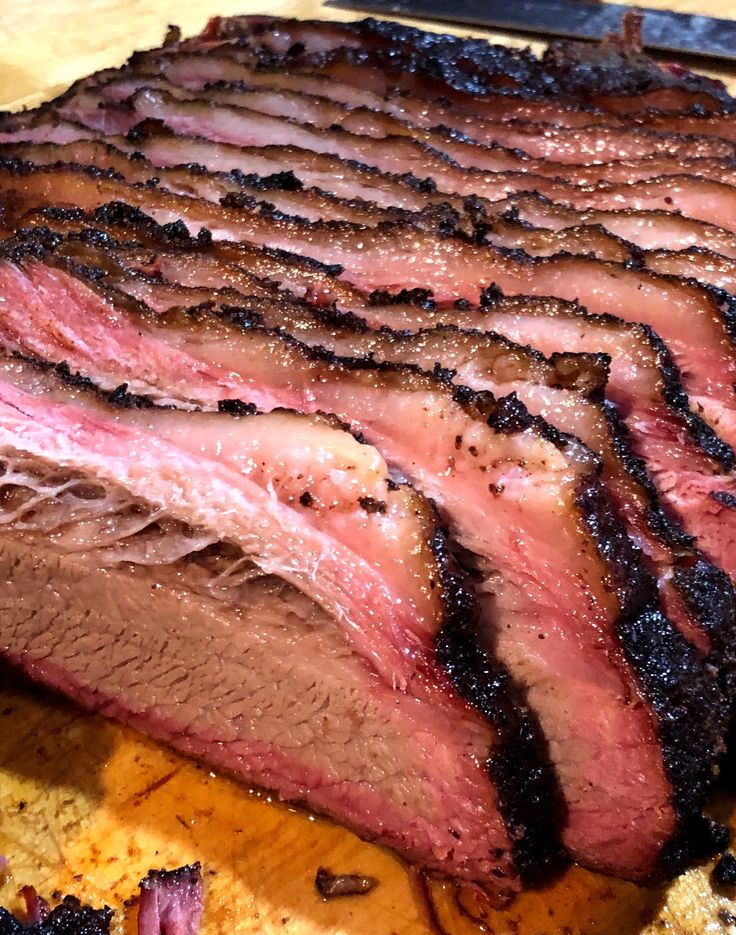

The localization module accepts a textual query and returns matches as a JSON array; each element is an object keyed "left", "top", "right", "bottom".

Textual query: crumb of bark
[{"left": 314, "top": 867, "right": 378, "bottom": 899}]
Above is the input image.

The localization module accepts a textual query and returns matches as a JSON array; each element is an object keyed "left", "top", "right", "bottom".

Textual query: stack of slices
[{"left": 1, "top": 15, "right": 736, "bottom": 896}]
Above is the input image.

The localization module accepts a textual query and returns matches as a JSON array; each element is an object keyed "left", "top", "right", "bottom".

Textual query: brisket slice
[
  {"left": 50, "top": 232, "right": 732, "bottom": 665},
  {"left": 5, "top": 161, "right": 734, "bottom": 455},
  {"left": 0, "top": 355, "right": 537, "bottom": 888},
  {"left": 647, "top": 249, "right": 736, "bottom": 294},
  {"left": 0, "top": 240, "right": 723, "bottom": 881},
  {"left": 351, "top": 290, "right": 736, "bottom": 604},
  {"left": 176, "top": 15, "right": 734, "bottom": 114},
  {"left": 45, "top": 228, "right": 736, "bottom": 671},
  {"left": 498, "top": 193, "right": 736, "bottom": 258},
  {"left": 476, "top": 210, "right": 736, "bottom": 293},
  {"left": 12, "top": 135, "right": 736, "bottom": 290},
  {"left": 101, "top": 53, "right": 736, "bottom": 172},
  {"left": 0, "top": 139, "right": 424, "bottom": 228},
  {"left": 111, "top": 124, "right": 736, "bottom": 259}
]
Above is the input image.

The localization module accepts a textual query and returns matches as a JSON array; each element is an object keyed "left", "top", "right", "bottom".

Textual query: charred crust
[
  {"left": 711, "top": 490, "right": 736, "bottom": 508},
  {"left": 479, "top": 284, "right": 504, "bottom": 308},
  {"left": 712, "top": 853, "right": 736, "bottom": 887},
  {"left": 140, "top": 862, "right": 202, "bottom": 890},
  {"left": 673, "top": 558, "right": 736, "bottom": 692},
  {"left": 218, "top": 398, "right": 257, "bottom": 416},
  {"left": 357, "top": 495, "right": 386, "bottom": 514},
  {"left": 226, "top": 168, "right": 303, "bottom": 191},
  {"left": 367, "top": 288, "right": 436, "bottom": 309},
  {"left": 0, "top": 895, "right": 114, "bottom": 934}
]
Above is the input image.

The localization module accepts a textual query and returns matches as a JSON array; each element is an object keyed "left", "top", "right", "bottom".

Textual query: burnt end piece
[{"left": 314, "top": 868, "right": 378, "bottom": 899}]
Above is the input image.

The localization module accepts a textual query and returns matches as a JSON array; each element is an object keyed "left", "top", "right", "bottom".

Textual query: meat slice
[
  {"left": 349, "top": 291, "right": 736, "bottom": 600},
  {"left": 102, "top": 124, "right": 736, "bottom": 258},
  {"left": 0, "top": 138, "right": 418, "bottom": 228},
  {"left": 0, "top": 110, "right": 95, "bottom": 145},
  {"left": 497, "top": 193, "right": 736, "bottom": 257},
  {"left": 53, "top": 82, "right": 736, "bottom": 200},
  {"left": 45, "top": 228, "right": 735, "bottom": 669},
  {"left": 123, "top": 122, "right": 467, "bottom": 213},
  {"left": 477, "top": 210, "right": 736, "bottom": 291},
  {"left": 114, "top": 52, "right": 736, "bottom": 173},
  {"left": 646, "top": 248, "right": 736, "bottom": 294},
  {"left": 0, "top": 357, "right": 544, "bottom": 889},
  {"left": 174, "top": 16, "right": 734, "bottom": 116},
  {"left": 119, "top": 45, "right": 736, "bottom": 153},
  {"left": 137, "top": 864, "right": 204, "bottom": 935},
  {"left": 0, "top": 239, "right": 724, "bottom": 882}
]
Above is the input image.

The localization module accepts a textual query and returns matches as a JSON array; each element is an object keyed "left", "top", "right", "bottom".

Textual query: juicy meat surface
[{"left": 22, "top": 209, "right": 736, "bottom": 610}]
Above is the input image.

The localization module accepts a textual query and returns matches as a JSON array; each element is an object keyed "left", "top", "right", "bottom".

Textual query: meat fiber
[{"left": 0, "top": 237, "right": 724, "bottom": 881}]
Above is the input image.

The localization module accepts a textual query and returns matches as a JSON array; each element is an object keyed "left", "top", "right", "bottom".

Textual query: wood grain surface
[{"left": 2, "top": 1, "right": 736, "bottom": 932}]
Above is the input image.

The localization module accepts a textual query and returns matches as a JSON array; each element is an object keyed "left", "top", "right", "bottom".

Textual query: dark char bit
[
  {"left": 713, "top": 853, "right": 736, "bottom": 887},
  {"left": 358, "top": 495, "right": 387, "bottom": 514}
]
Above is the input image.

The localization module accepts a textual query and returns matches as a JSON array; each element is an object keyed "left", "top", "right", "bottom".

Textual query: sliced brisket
[{"left": 0, "top": 239, "right": 723, "bottom": 881}]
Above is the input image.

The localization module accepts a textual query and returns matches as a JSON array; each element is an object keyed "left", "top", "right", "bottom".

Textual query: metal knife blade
[{"left": 325, "top": 0, "right": 736, "bottom": 63}]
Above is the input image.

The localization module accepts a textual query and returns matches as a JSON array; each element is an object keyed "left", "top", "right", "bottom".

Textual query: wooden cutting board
[{"left": 2, "top": 2, "right": 736, "bottom": 932}]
